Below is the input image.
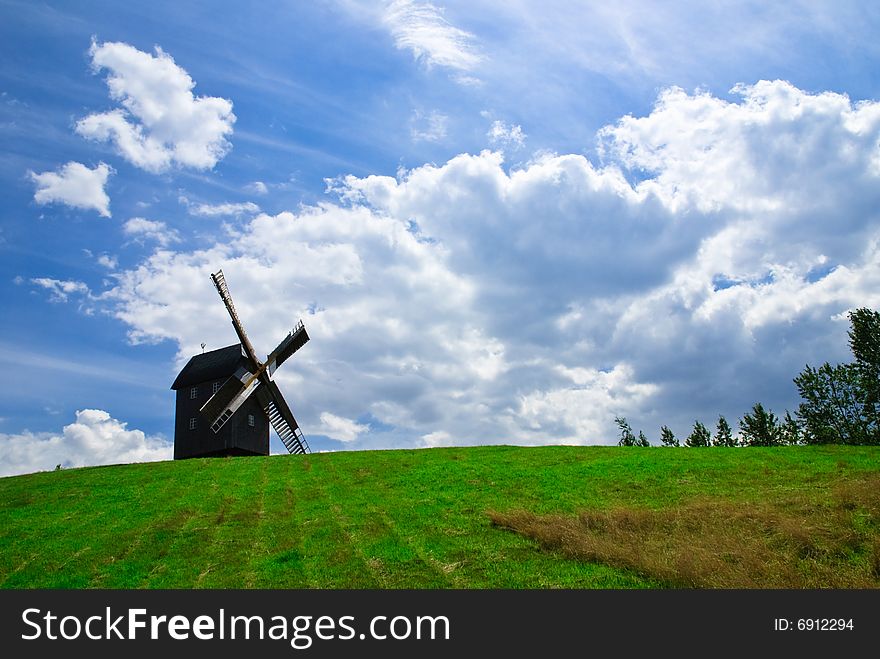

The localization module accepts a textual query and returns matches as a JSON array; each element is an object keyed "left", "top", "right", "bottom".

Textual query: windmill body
[
  {"left": 171, "top": 344, "right": 270, "bottom": 458},
  {"left": 171, "top": 270, "right": 311, "bottom": 459}
]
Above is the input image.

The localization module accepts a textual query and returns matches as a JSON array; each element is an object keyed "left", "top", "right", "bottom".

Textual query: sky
[{"left": 2, "top": 0, "right": 880, "bottom": 476}]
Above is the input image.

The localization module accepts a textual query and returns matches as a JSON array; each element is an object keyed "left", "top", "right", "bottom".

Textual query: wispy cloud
[
  {"left": 0, "top": 342, "right": 168, "bottom": 389},
  {"left": 410, "top": 109, "right": 448, "bottom": 142},
  {"left": 245, "top": 181, "right": 268, "bottom": 195},
  {"left": 487, "top": 119, "right": 526, "bottom": 149},
  {"left": 383, "top": 0, "right": 483, "bottom": 82},
  {"left": 184, "top": 200, "right": 261, "bottom": 217},
  {"left": 29, "top": 277, "right": 91, "bottom": 303},
  {"left": 123, "top": 217, "right": 181, "bottom": 247}
]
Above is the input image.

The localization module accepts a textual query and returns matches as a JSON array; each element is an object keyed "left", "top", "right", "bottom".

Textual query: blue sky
[{"left": 2, "top": 0, "right": 880, "bottom": 475}]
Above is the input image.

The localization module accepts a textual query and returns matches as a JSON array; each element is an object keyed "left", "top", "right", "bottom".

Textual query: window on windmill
[
  {"left": 213, "top": 381, "right": 221, "bottom": 394},
  {"left": 248, "top": 413, "right": 255, "bottom": 428},
  {"left": 189, "top": 417, "right": 197, "bottom": 431},
  {"left": 190, "top": 386, "right": 198, "bottom": 399}
]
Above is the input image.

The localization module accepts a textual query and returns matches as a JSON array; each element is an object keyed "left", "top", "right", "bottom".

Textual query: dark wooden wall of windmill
[{"left": 174, "top": 378, "right": 269, "bottom": 459}]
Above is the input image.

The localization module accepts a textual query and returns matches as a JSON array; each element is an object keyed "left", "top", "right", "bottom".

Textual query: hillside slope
[{"left": 1, "top": 445, "right": 878, "bottom": 588}]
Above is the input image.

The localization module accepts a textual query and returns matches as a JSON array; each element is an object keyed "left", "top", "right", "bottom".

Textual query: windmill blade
[
  {"left": 200, "top": 367, "right": 259, "bottom": 433},
  {"left": 255, "top": 380, "right": 310, "bottom": 454},
  {"left": 210, "top": 270, "right": 262, "bottom": 370},
  {"left": 267, "top": 320, "right": 310, "bottom": 376}
]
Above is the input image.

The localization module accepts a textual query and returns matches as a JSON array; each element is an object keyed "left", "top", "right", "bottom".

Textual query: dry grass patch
[{"left": 489, "top": 475, "right": 880, "bottom": 588}]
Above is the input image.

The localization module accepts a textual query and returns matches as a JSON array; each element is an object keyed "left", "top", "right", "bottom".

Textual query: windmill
[{"left": 170, "top": 269, "right": 310, "bottom": 458}]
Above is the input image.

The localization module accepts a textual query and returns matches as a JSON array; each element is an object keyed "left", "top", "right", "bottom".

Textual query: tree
[
  {"left": 739, "top": 403, "right": 783, "bottom": 446},
  {"left": 615, "top": 417, "right": 649, "bottom": 446},
  {"left": 794, "top": 362, "right": 872, "bottom": 444},
  {"left": 781, "top": 411, "right": 801, "bottom": 445},
  {"left": 713, "top": 415, "right": 736, "bottom": 447},
  {"left": 660, "top": 425, "right": 679, "bottom": 447},
  {"left": 615, "top": 416, "right": 637, "bottom": 446},
  {"left": 793, "top": 307, "right": 880, "bottom": 445},
  {"left": 685, "top": 420, "right": 711, "bottom": 447},
  {"left": 848, "top": 307, "right": 880, "bottom": 438}
]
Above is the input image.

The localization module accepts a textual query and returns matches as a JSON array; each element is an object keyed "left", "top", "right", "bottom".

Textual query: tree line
[{"left": 616, "top": 307, "right": 880, "bottom": 447}]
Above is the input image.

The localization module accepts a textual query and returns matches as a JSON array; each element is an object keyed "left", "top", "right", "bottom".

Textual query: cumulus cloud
[
  {"left": 96, "top": 80, "right": 880, "bottom": 446},
  {"left": 594, "top": 80, "right": 880, "bottom": 319},
  {"left": 421, "top": 430, "right": 452, "bottom": 447},
  {"left": 103, "top": 204, "right": 511, "bottom": 446},
  {"left": 318, "top": 412, "right": 369, "bottom": 442},
  {"left": 333, "top": 148, "right": 690, "bottom": 301},
  {"left": 29, "top": 161, "right": 112, "bottom": 217},
  {"left": 599, "top": 80, "right": 880, "bottom": 215},
  {"left": 514, "top": 365, "right": 659, "bottom": 443},
  {"left": 123, "top": 217, "right": 181, "bottom": 247},
  {"left": 383, "top": 0, "right": 482, "bottom": 82},
  {"left": 486, "top": 119, "right": 525, "bottom": 149},
  {"left": 75, "top": 41, "right": 235, "bottom": 172},
  {"left": 0, "top": 409, "right": 171, "bottom": 478}
]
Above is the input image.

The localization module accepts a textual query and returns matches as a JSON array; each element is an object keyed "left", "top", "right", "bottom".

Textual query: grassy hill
[{"left": 1, "top": 445, "right": 878, "bottom": 588}]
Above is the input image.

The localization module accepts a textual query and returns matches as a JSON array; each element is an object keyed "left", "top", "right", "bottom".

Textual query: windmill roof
[{"left": 170, "top": 343, "right": 251, "bottom": 389}]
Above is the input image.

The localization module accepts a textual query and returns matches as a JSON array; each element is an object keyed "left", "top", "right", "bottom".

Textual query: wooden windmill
[{"left": 171, "top": 270, "right": 310, "bottom": 458}]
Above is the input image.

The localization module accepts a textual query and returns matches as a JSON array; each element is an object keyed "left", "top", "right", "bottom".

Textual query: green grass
[{"left": 0, "top": 445, "right": 878, "bottom": 588}]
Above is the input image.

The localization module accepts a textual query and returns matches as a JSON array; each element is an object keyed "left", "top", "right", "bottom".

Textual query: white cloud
[
  {"left": 598, "top": 80, "right": 880, "bottom": 214},
  {"left": 592, "top": 81, "right": 880, "bottom": 329},
  {"left": 29, "top": 161, "right": 112, "bottom": 217},
  {"left": 30, "top": 278, "right": 91, "bottom": 303},
  {"left": 0, "top": 409, "right": 171, "bottom": 478},
  {"left": 334, "top": 148, "right": 686, "bottom": 300},
  {"left": 410, "top": 109, "right": 448, "bottom": 142},
  {"left": 383, "top": 0, "right": 483, "bottom": 82},
  {"left": 102, "top": 205, "right": 506, "bottom": 445},
  {"left": 318, "top": 412, "right": 369, "bottom": 442},
  {"left": 515, "top": 365, "right": 658, "bottom": 444},
  {"left": 75, "top": 41, "right": 235, "bottom": 173},
  {"left": 187, "top": 201, "right": 261, "bottom": 217},
  {"left": 96, "top": 80, "right": 880, "bottom": 447},
  {"left": 97, "top": 254, "right": 118, "bottom": 269},
  {"left": 486, "top": 119, "right": 525, "bottom": 149},
  {"left": 245, "top": 181, "right": 269, "bottom": 195},
  {"left": 123, "top": 217, "right": 181, "bottom": 247},
  {"left": 421, "top": 430, "right": 451, "bottom": 447}
]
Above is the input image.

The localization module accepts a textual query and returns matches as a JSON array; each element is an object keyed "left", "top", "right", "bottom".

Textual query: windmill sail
[
  {"left": 267, "top": 321, "right": 309, "bottom": 376},
  {"left": 210, "top": 270, "right": 262, "bottom": 370},
  {"left": 256, "top": 381, "right": 310, "bottom": 454},
  {"left": 199, "top": 366, "right": 259, "bottom": 433}
]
